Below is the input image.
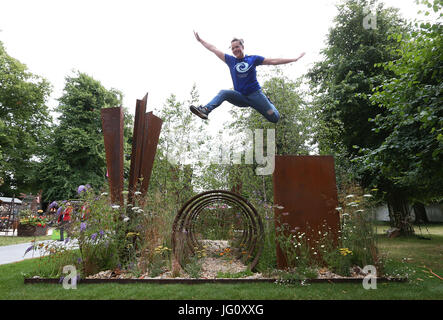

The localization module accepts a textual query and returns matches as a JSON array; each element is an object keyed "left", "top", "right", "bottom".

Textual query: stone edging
[{"left": 24, "top": 277, "right": 407, "bottom": 285}]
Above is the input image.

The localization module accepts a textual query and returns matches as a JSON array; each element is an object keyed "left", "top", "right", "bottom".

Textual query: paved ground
[{"left": 0, "top": 238, "right": 78, "bottom": 266}]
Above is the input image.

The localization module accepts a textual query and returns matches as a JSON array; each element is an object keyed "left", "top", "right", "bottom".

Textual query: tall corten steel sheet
[
  {"left": 273, "top": 155, "right": 340, "bottom": 269},
  {"left": 139, "top": 111, "right": 162, "bottom": 199},
  {"left": 127, "top": 94, "right": 148, "bottom": 205},
  {"left": 101, "top": 107, "right": 125, "bottom": 207}
]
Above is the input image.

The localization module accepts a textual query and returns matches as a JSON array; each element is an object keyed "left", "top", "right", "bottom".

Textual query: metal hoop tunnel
[{"left": 172, "top": 190, "right": 264, "bottom": 270}]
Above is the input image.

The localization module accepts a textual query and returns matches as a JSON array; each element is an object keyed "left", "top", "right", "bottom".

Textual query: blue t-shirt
[{"left": 224, "top": 54, "right": 265, "bottom": 96}]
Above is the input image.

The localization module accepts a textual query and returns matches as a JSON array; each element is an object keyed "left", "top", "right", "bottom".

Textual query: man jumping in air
[{"left": 190, "top": 31, "right": 305, "bottom": 123}]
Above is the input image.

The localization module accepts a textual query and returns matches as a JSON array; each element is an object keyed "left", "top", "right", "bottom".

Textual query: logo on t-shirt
[{"left": 235, "top": 62, "right": 252, "bottom": 73}]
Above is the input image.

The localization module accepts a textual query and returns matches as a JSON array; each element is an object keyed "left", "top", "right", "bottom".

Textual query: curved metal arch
[
  {"left": 187, "top": 196, "right": 257, "bottom": 249},
  {"left": 172, "top": 190, "right": 264, "bottom": 270}
]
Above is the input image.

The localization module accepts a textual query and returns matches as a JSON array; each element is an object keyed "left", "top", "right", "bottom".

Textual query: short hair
[{"left": 230, "top": 38, "right": 244, "bottom": 48}]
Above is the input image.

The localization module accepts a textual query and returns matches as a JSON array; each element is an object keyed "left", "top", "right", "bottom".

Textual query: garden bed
[
  {"left": 24, "top": 251, "right": 408, "bottom": 285},
  {"left": 21, "top": 238, "right": 408, "bottom": 286}
]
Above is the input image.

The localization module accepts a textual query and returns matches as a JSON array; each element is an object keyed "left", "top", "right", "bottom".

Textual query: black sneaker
[{"left": 190, "top": 105, "right": 209, "bottom": 120}]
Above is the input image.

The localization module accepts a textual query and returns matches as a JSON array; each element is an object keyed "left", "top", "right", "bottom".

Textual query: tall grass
[{"left": 255, "top": 184, "right": 386, "bottom": 278}]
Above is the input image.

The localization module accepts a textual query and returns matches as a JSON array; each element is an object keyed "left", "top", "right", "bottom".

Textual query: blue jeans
[{"left": 204, "top": 89, "right": 280, "bottom": 123}]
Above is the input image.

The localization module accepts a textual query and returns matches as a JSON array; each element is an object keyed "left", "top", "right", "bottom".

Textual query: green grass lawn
[
  {"left": 377, "top": 225, "right": 443, "bottom": 271},
  {"left": 0, "top": 223, "right": 442, "bottom": 301}
]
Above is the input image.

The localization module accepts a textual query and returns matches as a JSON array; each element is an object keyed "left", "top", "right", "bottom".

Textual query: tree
[
  {"left": 0, "top": 41, "right": 52, "bottom": 196},
  {"left": 149, "top": 84, "right": 207, "bottom": 207},
  {"left": 307, "top": 0, "right": 416, "bottom": 234},
  {"left": 38, "top": 71, "right": 132, "bottom": 202},
  {"left": 356, "top": 0, "right": 442, "bottom": 224}
]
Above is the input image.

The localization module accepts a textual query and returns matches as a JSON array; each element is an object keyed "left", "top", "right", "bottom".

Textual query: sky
[{"left": 0, "top": 0, "right": 429, "bottom": 128}]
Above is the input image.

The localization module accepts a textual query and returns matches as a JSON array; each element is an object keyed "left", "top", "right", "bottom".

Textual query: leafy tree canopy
[
  {"left": 356, "top": 0, "right": 443, "bottom": 202},
  {"left": 0, "top": 41, "right": 52, "bottom": 196},
  {"left": 38, "top": 71, "right": 132, "bottom": 202}
]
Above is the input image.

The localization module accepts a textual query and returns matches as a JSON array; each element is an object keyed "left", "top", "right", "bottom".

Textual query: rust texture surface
[
  {"left": 101, "top": 107, "right": 125, "bottom": 206},
  {"left": 138, "top": 111, "right": 163, "bottom": 200},
  {"left": 127, "top": 94, "right": 148, "bottom": 205},
  {"left": 273, "top": 155, "right": 340, "bottom": 269},
  {"left": 101, "top": 93, "right": 162, "bottom": 208}
]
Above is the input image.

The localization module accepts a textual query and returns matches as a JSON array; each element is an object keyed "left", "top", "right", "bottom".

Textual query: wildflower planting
[
  {"left": 21, "top": 182, "right": 403, "bottom": 284},
  {"left": 247, "top": 184, "right": 390, "bottom": 281},
  {"left": 317, "top": 193, "right": 381, "bottom": 278},
  {"left": 23, "top": 184, "right": 216, "bottom": 280}
]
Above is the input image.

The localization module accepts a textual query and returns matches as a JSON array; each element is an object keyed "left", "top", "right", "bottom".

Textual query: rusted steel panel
[
  {"left": 101, "top": 107, "right": 125, "bottom": 206},
  {"left": 127, "top": 94, "right": 148, "bottom": 205},
  {"left": 101, "top": 93, "right": 162, "bottom": 207},
  {"left": 139, "top": 111, "right": 163, "bottom": 199},
  {"left": 273, "top": 155, "right": 340, "bottom": 269}
]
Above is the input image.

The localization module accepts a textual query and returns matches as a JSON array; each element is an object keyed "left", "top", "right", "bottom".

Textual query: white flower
[
  {"left": 345, "top": 195, "right": 355, "bottom": 199},
  {"left": 134, "top": 191, "right": 142, "bottom": 195},
  {"left": 347, "top": 201, "right": 359, "bottom": 207},
  {"left": 131, "top": 207, "right": 140, "bottom": 211},
  {"left": 335, "top": 207, "right": 343, "bottom": 211},
  {"left": 101, "top": 192, "right": 108, "bottom": 196},
  {"left": 123, "top": 216, "right": 130, "bottom": 222},
  {"left": 111, "top": 205, "right": 120, "bottom": 209},
  {"left": 363, "top": 194, "right": 373, "bottom": 198},
  {"left": 356, "top": 209, "right": 364, "bottom": 213}
]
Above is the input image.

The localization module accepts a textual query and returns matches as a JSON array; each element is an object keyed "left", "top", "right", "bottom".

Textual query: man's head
[{"left": 231, "top": 38, "right": 245, "bottom": 59}]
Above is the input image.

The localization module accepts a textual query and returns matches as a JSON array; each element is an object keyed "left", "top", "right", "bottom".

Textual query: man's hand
[
  {"left": 193, "top": 31, "right": 225, "bottom": 62},
  {"left": 194, "top": 30, "right": 201, "bottom": 42}
]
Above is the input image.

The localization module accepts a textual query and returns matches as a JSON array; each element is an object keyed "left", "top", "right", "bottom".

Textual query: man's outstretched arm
[
  {"left": 262, "top": 52, "right": 305, "bottom": 65},
  {"left": 194, "top": 31, "right": 225, "bottom": 62}
]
